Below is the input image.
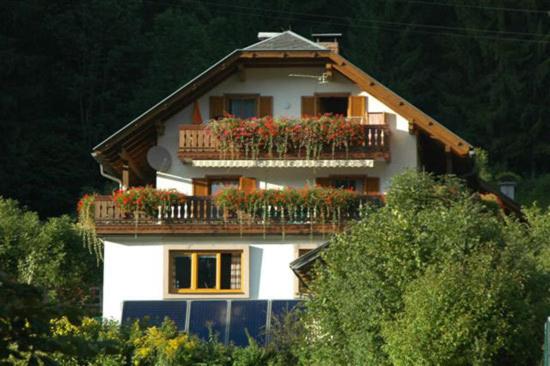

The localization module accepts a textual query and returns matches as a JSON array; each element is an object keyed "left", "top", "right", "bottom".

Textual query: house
[{"left": 90, "top": 31, "right": 480, "bottom": 341}]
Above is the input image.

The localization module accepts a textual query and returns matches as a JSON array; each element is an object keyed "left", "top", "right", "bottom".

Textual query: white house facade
[{"left": 91, "top": 31, "right": 475, "bottom": 331}]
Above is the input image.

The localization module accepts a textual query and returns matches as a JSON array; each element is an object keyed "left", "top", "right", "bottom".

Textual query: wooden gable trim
[{"left": 327, "top": 53, "right": 472, "bottom": 156}]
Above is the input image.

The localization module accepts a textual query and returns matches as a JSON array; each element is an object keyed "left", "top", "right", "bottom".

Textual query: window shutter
[
  {"left": 239, "top": 177, "right": 257, "bottom": 192},
  {"left": 259, "top": 96, "right": 273, "bottom": 117},
  {"left": 315, "top": 177, "right": 332, "bottom": 188},
  {"left": 364, "top": 177, "right": 380, "bottom": 195},
  {"left": 192, "top": 178, "right": 209, "bottom": 196},
  {"left": 301, "top": 96, "right": 316, "bottom": 117},
  {"left": 209, "top": 96, "right": 225, "bottom": 119},
  {"left": 348, "top": 96, "right": 367, "bottom": 121}
]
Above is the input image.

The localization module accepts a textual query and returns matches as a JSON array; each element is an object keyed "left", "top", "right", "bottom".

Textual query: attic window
[{"left": 228, "top": 96, "right": 257, "bottom": 119}]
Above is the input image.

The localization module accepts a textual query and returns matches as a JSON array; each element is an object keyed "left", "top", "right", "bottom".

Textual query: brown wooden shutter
[
  {"left": 209, "top": 96, "right": 225, "bottom": 119},
  {"left": 239, "top": 177, "right": 256, "bottom": 192},
  {"left": 301, "top": 96, "right": 316, "bottom": 117},
  {"left": 364, "top": 177, "right": 380, "bottom": 195},
  {"left": 259, "top": 96, "right": 273, "bottom": 117},
  {"left": 315, "top": 177, "right": 333, "bottom": 188},
  {"left": 348, "top": 96, "right": 367, "bottom": 121},
  {"left": 192, "top": 178, "right": 209, "bottom": 196}
]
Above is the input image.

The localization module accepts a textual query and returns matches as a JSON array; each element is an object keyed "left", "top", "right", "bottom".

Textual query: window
[
  {"left": 317, "top": 176, "right": 380, "bottom": 194},
  {"left": 228, "top": 96, "right": 257, "bottom": 119},
  {"left": 317, "top": 176, "right": 365, "bottom": 192},
  {"left": 209, "top": 178, "right": 239, "bottom": 195},
  {"left": 169, "top": 251, "right": 243, "bottom": 293},
  {"left": 332, "top": 178, "right": 363, "bottom": 192},
  {"left": 318, "top": 96, "right": 348, "bottom": 115}
]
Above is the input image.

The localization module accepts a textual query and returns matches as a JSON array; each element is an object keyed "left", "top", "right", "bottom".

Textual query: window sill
[{"left": 170, "top": 289, "right": 244, "bottom": 295}]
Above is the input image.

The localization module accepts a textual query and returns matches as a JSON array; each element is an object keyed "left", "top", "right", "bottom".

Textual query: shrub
[{"left": 301, "top": 171, "right": 550, "bottom": 365}]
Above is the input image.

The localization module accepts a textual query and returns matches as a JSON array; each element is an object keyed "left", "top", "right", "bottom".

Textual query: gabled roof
[
  {"left": 93, "top": 31, "right": 473, "bottom": 178},
  {"left": 244, "top": 31, "right": 327, "bottom": 51}
]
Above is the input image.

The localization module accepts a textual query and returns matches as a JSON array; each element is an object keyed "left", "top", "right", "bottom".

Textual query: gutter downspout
[
  {"left": 100, "top": 163, "right": 123, "bottom": 190},
  {"left": 92, "top": 152, "right": 123, "bottom": 189}
]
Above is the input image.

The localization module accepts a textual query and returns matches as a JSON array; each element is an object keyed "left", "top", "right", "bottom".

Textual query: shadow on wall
[{"left": 249, "top": 246, "right": 263, "bottom": 298}]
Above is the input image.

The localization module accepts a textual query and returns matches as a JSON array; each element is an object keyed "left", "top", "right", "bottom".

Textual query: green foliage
[
  {"left": 517, "top": 174, "right": 550, "bottom": 208},
  {"left": 473, "top": 147, "right": 494, "bottom": 182},
  {"left": 0, "top": 197, "right": 100, "bottom": 305},
  {"left": 0, "top": 272, "right": 82, "bottom": 365},
  {"left": 46, "top": 316, "right": 301, "bottom": 366},
  {"left": 303, "top": 171, "right": 550, "bottom": 365}
]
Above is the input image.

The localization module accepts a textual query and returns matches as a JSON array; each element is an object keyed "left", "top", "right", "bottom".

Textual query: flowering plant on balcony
[
  {"left": 112, "top": 186, "right": 186, "bottom": 217},
  {"left": 76, "top": 193, "right": 103, "bottom": 262},
  {"left": 206, "top": 115, "right": 364, "bottom": 160},
  {"left": 214, "top": 186, "right": 360, "bottom": 237}
]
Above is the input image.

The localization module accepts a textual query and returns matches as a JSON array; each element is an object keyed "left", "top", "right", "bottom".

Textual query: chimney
[
  {"left": 311, "top": 33, "right": 342, "bottom": 54},
  {"left": 498, "top": 181, "right": 517, "bottom": 200}
]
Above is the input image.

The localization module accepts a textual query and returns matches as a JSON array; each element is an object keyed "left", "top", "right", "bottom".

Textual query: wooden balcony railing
[
  {"left": 93, "top": 194, "right": 383, "bottom": 235},
  {"left": 178, "top": 114, "right": 390, "bottom": 162}
]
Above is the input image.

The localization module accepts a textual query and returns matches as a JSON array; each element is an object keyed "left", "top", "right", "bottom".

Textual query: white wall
[
  {"left": 102, "top": 236, "right": 324, "bottom": 322},
  {"left": 102, "top": 241, "right": 165, "bottom": 321},
  {"left": 155, "top": 67, "right": 418, "bottom": 194}
]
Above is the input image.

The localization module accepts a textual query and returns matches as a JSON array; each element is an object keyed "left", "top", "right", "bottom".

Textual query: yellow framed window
[{"left": 170, "top": 251, "right": 243, "bottom": 294}]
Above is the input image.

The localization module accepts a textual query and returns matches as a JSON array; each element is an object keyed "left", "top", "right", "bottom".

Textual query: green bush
[
  {"left": 0, "top": 197, "right": 101, "bottom": 306},
  {"left": 517, "top": 174, "right": 550, "bottom": 208},
  {"left": 46, "top": 316, "right": 303, "bottom": 366},
  {"left": 302, "top": 171, "right": 550, "bottom": 365}
]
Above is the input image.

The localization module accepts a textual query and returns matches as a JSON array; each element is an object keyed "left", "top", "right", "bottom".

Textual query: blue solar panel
[
  {"left": 271, "top": 300, "right": 302, "bottom": 320},
  {"left": 229, "top": 300, "right": 268, "bottom": 347},
  {"left": 121, "top": 301, "right": 187, "bottom": 330},
  {"left": 188, "top": 301, "right": 228, "bottom": 342}
]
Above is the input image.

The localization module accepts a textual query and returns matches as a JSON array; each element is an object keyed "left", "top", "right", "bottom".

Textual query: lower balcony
[{"left": 93, "top": 194, "right": 383, "bottom": 236}]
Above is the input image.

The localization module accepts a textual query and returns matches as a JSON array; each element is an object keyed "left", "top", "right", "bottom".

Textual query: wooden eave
[
  {"left": 326, "top": 53, "right": 472, "bottom": 157},
  {"left": 92, "top": 48, "right": 472, "bottom": 178}
]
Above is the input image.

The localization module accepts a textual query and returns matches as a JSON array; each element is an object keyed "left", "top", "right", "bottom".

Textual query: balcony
[
  {"left": 93, "top": 194, "right": 383, "bottom": 236},
  {"left": 178, "top": 114, "right": 390, "bottom": 165}
]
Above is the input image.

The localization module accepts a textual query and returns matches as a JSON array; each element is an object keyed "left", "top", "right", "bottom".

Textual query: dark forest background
[{"left": 1, "top": 0, "right": 549, "bottom": 218}]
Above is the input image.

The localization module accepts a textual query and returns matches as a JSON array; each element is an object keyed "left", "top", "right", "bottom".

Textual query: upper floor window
[
  {"left": 209, "top": 95, "right": 272, "bottom": 120},
  {"left": 170, "top": 250, "right": 243, "bottom": 294},
  {"left": 228, "top": 96, "right": 257, "bottom": 119},
  {"left": 317, "top": 95, "right": 348, "bottom": 115}
]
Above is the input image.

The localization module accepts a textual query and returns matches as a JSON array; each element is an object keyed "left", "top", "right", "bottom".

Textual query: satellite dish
[{"left": 147, "top": 146, "right": 171, "bottom": 172}]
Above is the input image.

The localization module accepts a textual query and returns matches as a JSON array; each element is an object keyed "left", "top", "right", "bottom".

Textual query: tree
[
  {"left": 0, "top": 197, "right": 100, "bottom": 305},
  {"left": 302, "top": 171, "right": 549, "bottom": 365}
]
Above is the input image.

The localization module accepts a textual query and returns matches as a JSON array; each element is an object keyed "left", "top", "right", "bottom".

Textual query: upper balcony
[{"left": 178, "top": 114, "right": 390, "bottom": 166}]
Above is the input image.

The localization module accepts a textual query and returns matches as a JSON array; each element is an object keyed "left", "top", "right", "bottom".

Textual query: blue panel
[
  {"left": 229, "top": 300, "right": 268, "bottom": 347},
  {"left": 188, "top": 301, "right": 228, "bottom": 342},
  {"left": 122, "top": 301, "right": 187, "bottom": 330},
  {"left": 271, "top": 300, "right": 302, "bottom": 320}
]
